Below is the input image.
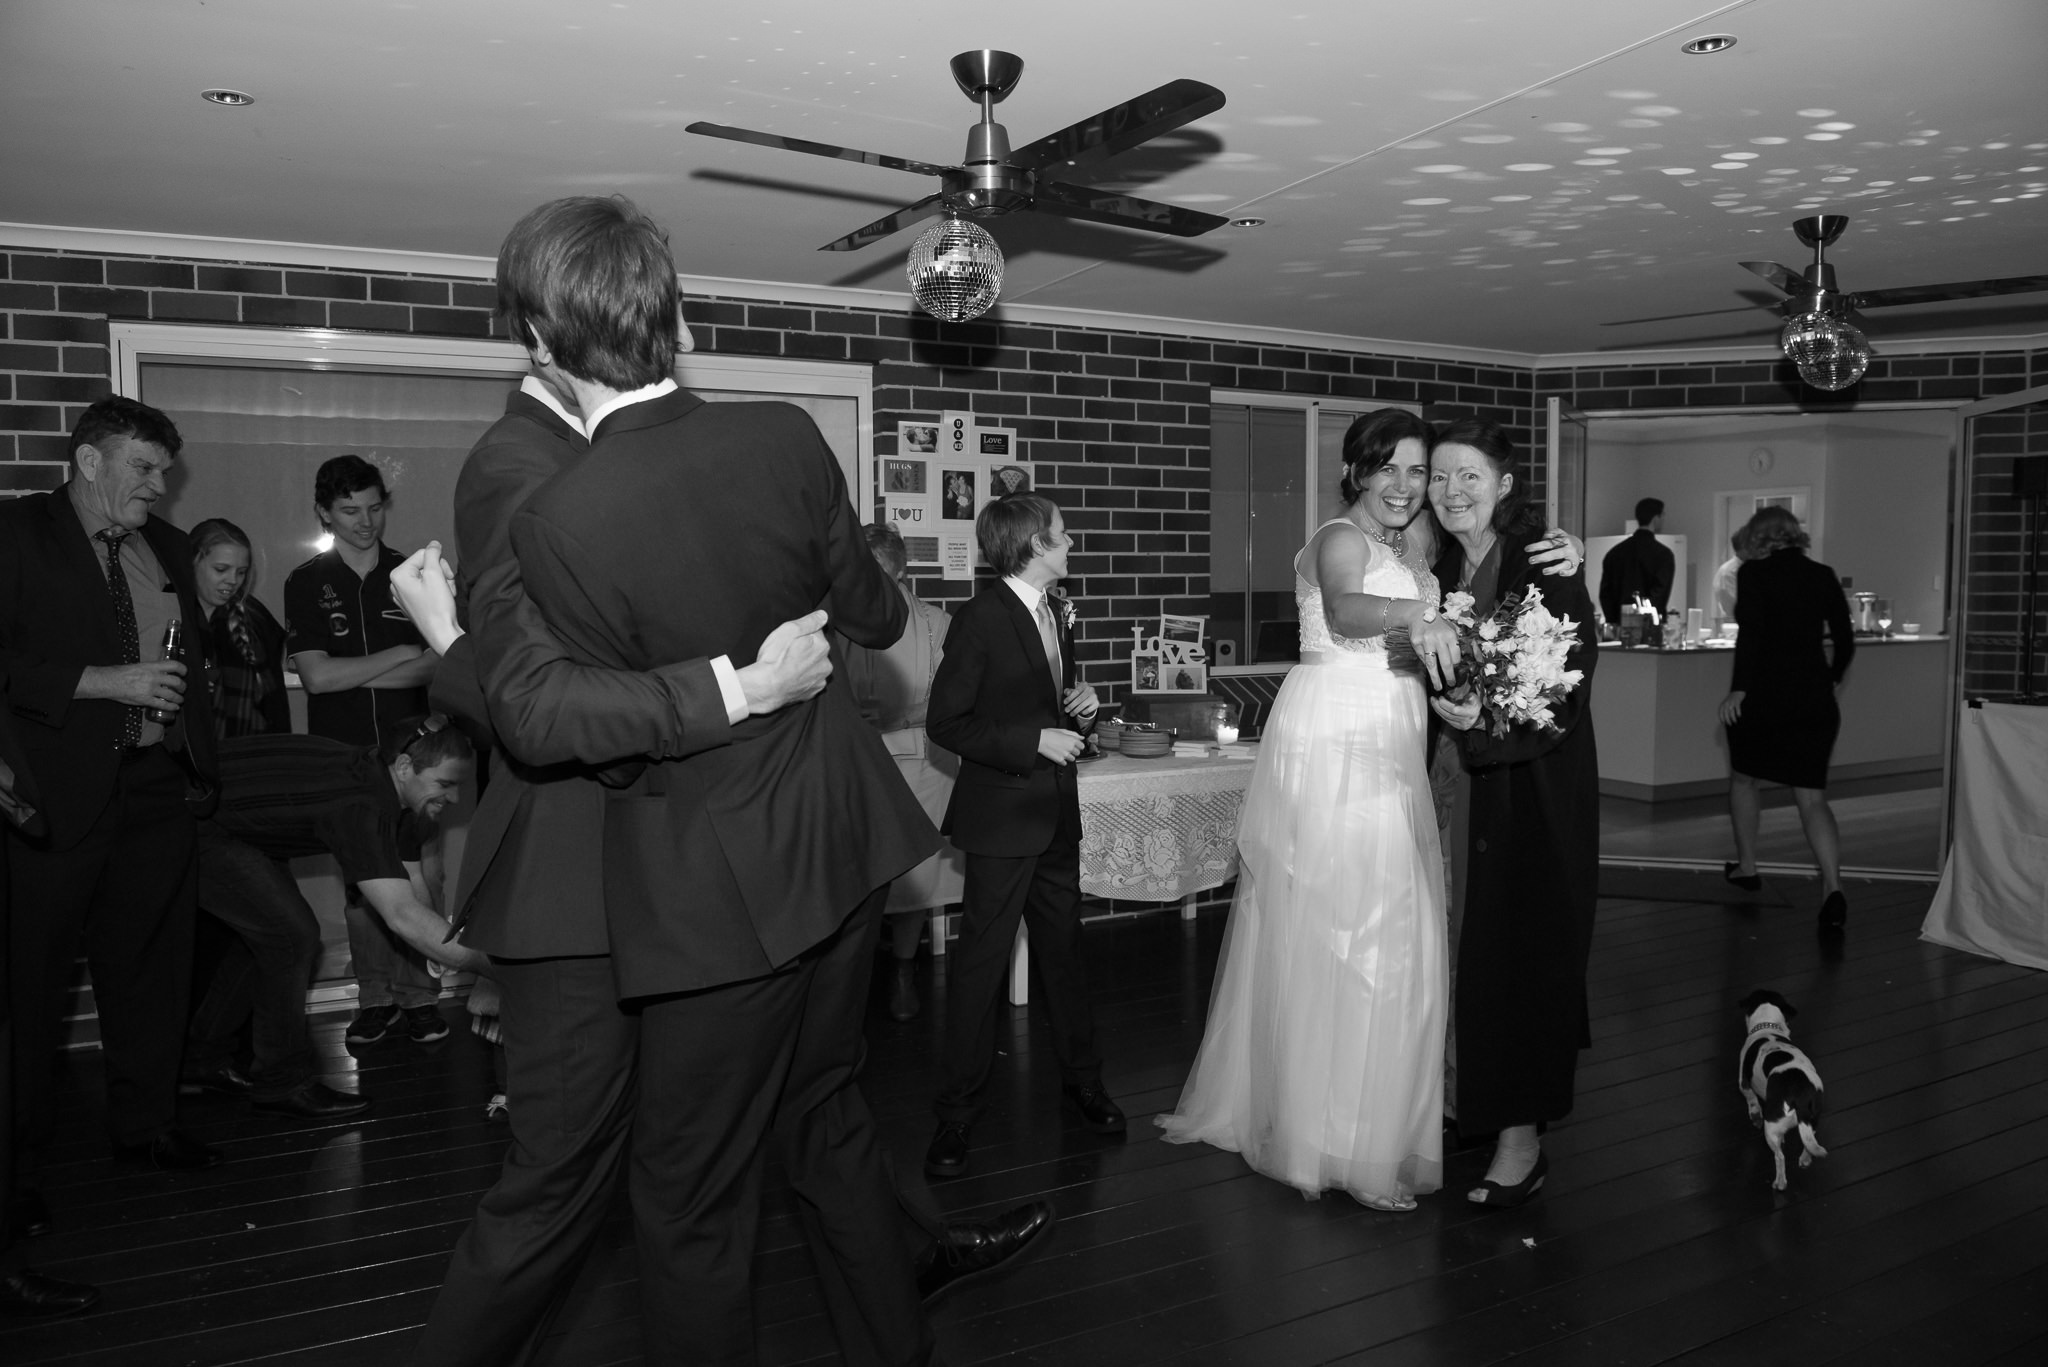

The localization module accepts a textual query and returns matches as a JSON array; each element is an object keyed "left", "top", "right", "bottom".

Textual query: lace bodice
[{"left": 1294, "top": 520, "right": 1440, "bottom": 657}]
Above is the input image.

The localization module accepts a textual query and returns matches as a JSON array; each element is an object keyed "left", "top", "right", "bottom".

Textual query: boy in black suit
[{"left": 924, "top": 493, "right": 1124, "bottom": 1180}]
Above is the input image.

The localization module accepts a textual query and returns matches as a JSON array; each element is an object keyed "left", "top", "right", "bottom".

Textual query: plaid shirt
[{"left": 206, "top": 597, "right": 290, "bottom": 741}]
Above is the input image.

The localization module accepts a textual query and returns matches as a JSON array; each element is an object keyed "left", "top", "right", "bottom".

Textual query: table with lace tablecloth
[{"left": 1005, "top": 747, "right": 1258, "bottom": 1003}]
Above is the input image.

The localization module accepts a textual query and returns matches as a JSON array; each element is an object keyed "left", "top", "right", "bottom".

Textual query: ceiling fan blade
[
  {"left": 816, "top": 194, "right": 949, "bottom": 252},
  {"left": 1008, "top": 79, "right": 1226, "bottom": 172},
  {"left": 687, "top": 121, "right": 956, "bottom": 179},
  {"left": 1032, "top": 180, "right": 1231, "bottom": 237},
  {"left": 1601, "top": 302, "right": 1778, "bottom": 327},
  {"left": 1739, "top": 260, "right": 1811, "bottom": 296},
  {"left": 1849, "top": 274, "right": 2048, "bottom": 310}
]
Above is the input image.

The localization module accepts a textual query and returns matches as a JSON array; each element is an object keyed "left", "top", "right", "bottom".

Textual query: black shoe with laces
[
  {"left": 924, "top": 1120, "right": 971, "bottom": 1179},
  {"left": 345, "top": 1003, "right": 405, "bottom": 1044},
  {"left": 917, "top": 1200, "right": 1055, "bottom": 1303}
]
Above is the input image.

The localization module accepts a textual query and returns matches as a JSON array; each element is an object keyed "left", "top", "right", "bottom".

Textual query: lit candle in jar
[{"left": 1215, "top": 723, "right": 1239, "bottom": 746}]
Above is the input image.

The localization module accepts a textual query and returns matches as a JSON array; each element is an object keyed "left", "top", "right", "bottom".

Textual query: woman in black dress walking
[{"left": 1718, "top": 506, "right": 1856, "bottom": 932}]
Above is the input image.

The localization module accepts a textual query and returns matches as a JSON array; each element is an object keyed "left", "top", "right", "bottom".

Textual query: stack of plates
[
  {"left": 1118, "top": 725, "right": 1173, "bottom": 759},
  {"left": 1096, "top": 718, "right": 1124, "bottom": 752}
]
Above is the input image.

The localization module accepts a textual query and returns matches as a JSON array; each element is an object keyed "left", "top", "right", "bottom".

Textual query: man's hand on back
[{"left": 737, "top": 610, "right": 832, "bottom": 715}]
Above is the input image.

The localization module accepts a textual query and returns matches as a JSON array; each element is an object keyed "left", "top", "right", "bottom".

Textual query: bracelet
[{"left": 1422, "top": 603, "right": 1438, "bottom": 624}]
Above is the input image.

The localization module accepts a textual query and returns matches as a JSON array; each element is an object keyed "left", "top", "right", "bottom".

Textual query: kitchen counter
[{"left": 1591, "top": 635, "right": 1949, "bottom": 800}]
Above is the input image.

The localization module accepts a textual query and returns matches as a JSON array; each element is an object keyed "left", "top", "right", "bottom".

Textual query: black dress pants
[
  {"left": 935, "top": 837, "right": 1100, "bottom": 1124},
  {"left": 633, "top": 886, "right": 935, "bottom": 1367},
  {"left": 6, "top": 747, "right": 196, "bottom": 1163},
  {"left": 412, "top": 952, "right": 637, "bottom": 1367}
]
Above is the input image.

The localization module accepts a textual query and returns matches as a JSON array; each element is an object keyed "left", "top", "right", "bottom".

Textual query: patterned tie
[
  {"left": 1035, "top": 593, "right": 1062, "bottom": 697},
  {"left": 96, "top": 527, "right": 145, "bottom": 747}
]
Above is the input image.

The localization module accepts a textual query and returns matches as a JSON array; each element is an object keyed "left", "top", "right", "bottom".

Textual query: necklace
[{"left": 1362, "top": 520, "right": 1405, "bottom": 556}]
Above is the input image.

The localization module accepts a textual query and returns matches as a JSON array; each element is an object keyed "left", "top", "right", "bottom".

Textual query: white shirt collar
[
  {"left": 519, "top": 375, "right": 585, "bottom": 438},
  {"left": 584, "top": 377, "right": 678, "bottom": 439},
  {"left": 1002, "top": 575, "right": 1046, "bottom": 615}
]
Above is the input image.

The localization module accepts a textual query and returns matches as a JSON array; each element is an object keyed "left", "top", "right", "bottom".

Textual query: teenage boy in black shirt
[{"left": 282, "top": 456, "right": 444, "bottom": 1046}]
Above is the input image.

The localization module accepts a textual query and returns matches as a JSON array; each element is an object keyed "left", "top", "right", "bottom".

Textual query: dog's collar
[{"left": 1744, "top": 1020, "right": 1791, "bottom": 1044}]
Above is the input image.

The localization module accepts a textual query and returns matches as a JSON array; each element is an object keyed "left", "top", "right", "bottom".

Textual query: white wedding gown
[{"left": 1159, "top": 522, "right": 1446, "bottom": 1204}]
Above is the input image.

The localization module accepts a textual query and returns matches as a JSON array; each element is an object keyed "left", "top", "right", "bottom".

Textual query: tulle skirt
[{"left": 1158, "top": 653, "right": 1447, "bottom": 1203}]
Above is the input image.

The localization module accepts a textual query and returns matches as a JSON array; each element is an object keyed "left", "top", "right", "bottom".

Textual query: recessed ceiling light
[
  {"left": 201, "top": 88, "right": 255, "bottom": 106},
  {"left": 1682, "top": 35, "right": 1737, "bottom": 55},
  {"left": 1229, "top": 218, "right": 1266, "bottom": 228}
]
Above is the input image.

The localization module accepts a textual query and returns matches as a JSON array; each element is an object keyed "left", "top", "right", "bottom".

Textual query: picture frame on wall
[
  {"left": 899, "top": 420, "right": 939, "bottom": 454},
  {"left": 939, "top": 467, "right": 979, "bottom": 522}
]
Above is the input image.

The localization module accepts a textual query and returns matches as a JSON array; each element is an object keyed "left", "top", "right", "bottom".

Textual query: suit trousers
[
  {"left": 633, "top": 885, "right": 935, "bottom": 1367},
  {"left": 935, "top": 838, "right": 1100, "bottom": 1123},
  {"left": 412, "top": 952, "right": 637, "bottom": 1367},
  {"left": 184, "top": 834, "right": 324, "bottom": 1100},
  {"left": 6, "top": 746, "right": 196, "bottom": 1162}
]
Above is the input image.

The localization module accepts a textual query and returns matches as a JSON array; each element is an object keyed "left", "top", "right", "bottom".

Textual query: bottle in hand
[{"left": 148, "top": 618, "right": 183, "bottom": 723}]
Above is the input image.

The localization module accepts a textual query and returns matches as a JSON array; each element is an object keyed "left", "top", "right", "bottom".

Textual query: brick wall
[
  {"left": 1538, "top": 349, "right": 2048, "bottom": 698},
  {"left": 1, "top": 243, "right": 1535, "bottom": 707},
  {"left": 6, "top": 241, "right": 2044, "bottom": 701}
]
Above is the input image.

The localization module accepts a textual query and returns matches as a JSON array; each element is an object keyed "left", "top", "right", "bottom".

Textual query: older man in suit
[
  {"left": 0, "top": 397, "right": 223, "bottom": 1238},
  {"left": 921, "top": 494, "right": 1123, "bottom": 1182}
]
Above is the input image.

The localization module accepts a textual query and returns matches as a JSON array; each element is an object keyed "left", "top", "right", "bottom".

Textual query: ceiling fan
[
  {"left": 1614, "top": 214, "right": 2048, "bottom": 389},
  {"left": 687, "top": 50, "right": 1228, "bottom": 320}
]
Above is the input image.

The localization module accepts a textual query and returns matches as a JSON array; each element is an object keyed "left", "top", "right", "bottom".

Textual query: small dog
[{"left": 1738, "top": 988, "right": 1829, "bottom": 1191}]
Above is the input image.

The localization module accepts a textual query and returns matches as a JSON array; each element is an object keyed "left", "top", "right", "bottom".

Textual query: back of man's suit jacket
[
  {"left": 508, "top": 389, "right": 938, "bottom": 998},
  {"left": 925, "top": 583, "right": 1083, "bottom": 858},
  {"left": 0, "top": 491, "right": 218, "bottom": 849},
  {"left": 432, "top": 389, "right": 730, "bottom": 959}
]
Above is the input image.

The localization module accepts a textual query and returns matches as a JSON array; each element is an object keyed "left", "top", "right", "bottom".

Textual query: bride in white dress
[{"left": 1158, "top": 409, "right": 1466, "bottom": 1210}]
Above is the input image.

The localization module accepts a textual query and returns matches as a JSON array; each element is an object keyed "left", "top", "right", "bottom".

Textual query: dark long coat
[{"left": 1434, "top": 536, "right": 1601, "bottom": 1135}]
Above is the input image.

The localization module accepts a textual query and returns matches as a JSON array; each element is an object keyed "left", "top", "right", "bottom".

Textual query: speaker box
[{"left": 2016, "top": 457, "right": 2048, "bottom": 498}]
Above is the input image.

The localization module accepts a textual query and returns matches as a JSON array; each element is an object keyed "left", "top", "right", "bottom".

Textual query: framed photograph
[
  {"left": 1160, "top": 613, "right": 1206, "bottom": 647},
  {"left": 939, "top": 468, "right": 979, "bottom": 522},
  {"left": 882, "top": 458, "right": 927, "bottom": 494},
  {"left": 902, "top": 534, "right": 939, "bottom": 567},
  {"left": 1131, "top": 651, "right": 1162, "bottom": 692},
  {"left": 1165, "top": 662, "right": 1208, "bottom": 693},
  {"left": 987, "top": 461, "right": 1033, "bottom": 497},
  {"left": 898, "top": 421, "right": 939, "bottom": 455},
  {"left": 977, "top": 426, "right": 1018, "bottom": 460}
]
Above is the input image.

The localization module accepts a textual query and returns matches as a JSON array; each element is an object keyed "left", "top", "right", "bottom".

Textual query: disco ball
[
  {"left": 906, "top": 218, "right": 1004, "bottom": 322},
  {"left": 1780, "top": 310, "right": 1871, "bottom": 391}
]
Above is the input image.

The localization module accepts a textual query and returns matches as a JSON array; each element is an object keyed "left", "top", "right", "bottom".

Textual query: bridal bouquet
[{"left": 1439, "top": 586, "right": 1585, "bottom": 738}]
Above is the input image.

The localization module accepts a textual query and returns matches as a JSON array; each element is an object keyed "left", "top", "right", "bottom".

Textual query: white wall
[{"left": 1821, "top": 411, "right": 1953, "bottom": 633}]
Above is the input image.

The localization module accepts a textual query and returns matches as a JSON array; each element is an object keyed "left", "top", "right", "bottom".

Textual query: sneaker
[
  {"left": 405, "top": 1005, "right": 450, "bottom": 1044},
  {"left": 345, "top": 1004, "right": 406, "bottom": 1044}
]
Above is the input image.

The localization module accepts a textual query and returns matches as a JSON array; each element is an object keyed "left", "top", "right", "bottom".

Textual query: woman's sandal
[
  {"left": 1467, "top": 1151, "right": 1548, "bottom": 1209},
  {"left": 1357, "top": 1191, "right": 1418, "bottom": 1213},
  {"left": 1723, "top": 862, "right": 1763, "bottom": 893}
]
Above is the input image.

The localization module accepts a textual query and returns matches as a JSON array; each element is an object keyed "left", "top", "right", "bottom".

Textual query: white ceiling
[{"left": 5, "top": 0, "right": 2045, "bottom": 357}]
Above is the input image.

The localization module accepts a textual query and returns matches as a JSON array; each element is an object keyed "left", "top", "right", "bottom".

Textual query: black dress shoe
[
  {"left": 112, "top": 1129, "right": 222, "bottom": 1171},
  {"left": 1, "top": 1269, "right": 100, "bottom": 1318},
  {"left": 917, "top": 1200, "right": 1055, "bottom": 1304},
  {"left": 6, "top": 1186, "right": 52, "bottom": 1238},
  {"left": 252, "top": 1080, "right": 370, "bottom": 1120},
  {"left": 925, "top": 1120, "right": 971, "bottom": 1180},
  {"left": 179, "top": 1063, "right": 255, "bottom": 1097},
  {"left": 1064, "top": 1084, "right": 1127, "bottom": 1135},
  {"left": 1723, "top": 861, "right": 1763, "bottom": 893},
  {"left": 1819, "top": 890, "right": 1848, "bottom": 935}
]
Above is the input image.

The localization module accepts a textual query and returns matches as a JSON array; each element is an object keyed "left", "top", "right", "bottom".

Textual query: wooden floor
[
  {"left": 1597, "top": 772, "right": 1946, "bottom": 875},
  {"left": 8, "top": 869, "right": 2048, "bottom": 1366}
]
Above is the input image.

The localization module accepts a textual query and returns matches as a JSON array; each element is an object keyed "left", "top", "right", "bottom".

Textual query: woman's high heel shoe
[
  {"left": 1468, "top": 1151, "right": 1548, "bottom": 1209},
  {"left": 1723, "top": 862, "right": 1763, "bottom": 893},
  {"left": 1819, "top": 890, "right": 1848, "bottom": 935}
]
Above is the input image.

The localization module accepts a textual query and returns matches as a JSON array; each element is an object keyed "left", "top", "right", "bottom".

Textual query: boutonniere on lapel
[{"left": 1050, "top": 589, "right": 1077, "bottom": 631}]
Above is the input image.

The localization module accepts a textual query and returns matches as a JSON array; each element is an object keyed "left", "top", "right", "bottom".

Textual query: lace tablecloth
[{"left": 1077, "top": 750, "right": 1257, "bottom": 902}]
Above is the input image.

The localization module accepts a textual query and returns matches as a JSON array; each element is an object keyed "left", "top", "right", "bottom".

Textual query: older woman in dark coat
[{"left": 1428, "top": 418, "right": 1600, "bottom": 1209}]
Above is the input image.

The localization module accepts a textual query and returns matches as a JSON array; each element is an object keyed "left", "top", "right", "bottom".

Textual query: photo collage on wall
[
  {"left": 1130, "top": 613, "right": 1209, "bottom": 693},
  {"left": 878, "top": 410, "right": 1028, "bottom": 580}
]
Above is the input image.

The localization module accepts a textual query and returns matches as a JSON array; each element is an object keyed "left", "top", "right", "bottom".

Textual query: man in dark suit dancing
[
  {"left": 0, "top": 398, "right": 223, "bottom": 1241},
  {"left": 437, "top": 195, "right": 944, "bottom": 1366},
  {"left": 923, "top": 493, "right": 1125, "bottom": 1181}
]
